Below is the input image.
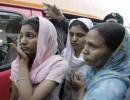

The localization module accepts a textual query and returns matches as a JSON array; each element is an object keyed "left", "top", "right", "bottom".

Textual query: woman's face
[
  {"left": 19, "top": 24, "right": 38, "bottom": 57},
  {"left": 69, "top": 25, "right": 87, "bottom": 51},
  {"left": 82, "top": 29, "right": 113, "bottom": 69}
]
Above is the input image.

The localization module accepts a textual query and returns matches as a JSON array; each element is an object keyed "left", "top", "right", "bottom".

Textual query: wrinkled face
[
  {"left": 105, "top": 18, "right": 118, "bottom": 23},
  {"left": 69, "top": 25, "right": 87, "bottom": 51},
  {"left": 19, "top": 24, "right": 38, "bottom": 57},
  {"left": 82, "top": 29, "right": 113, "bottom": 69}
]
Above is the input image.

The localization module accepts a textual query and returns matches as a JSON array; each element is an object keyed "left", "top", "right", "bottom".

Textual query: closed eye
[{"left": 87, "top": 42, "right": 97, "bottom": 49}]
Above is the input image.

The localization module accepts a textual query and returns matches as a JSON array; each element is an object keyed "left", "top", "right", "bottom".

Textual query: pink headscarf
[{"left": 10, "top": 16, "right": 67, "bottom": 84}]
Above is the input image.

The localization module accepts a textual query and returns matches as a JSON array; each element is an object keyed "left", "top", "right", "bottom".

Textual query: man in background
[{"left": 103, "top": 13, "right": 124, "bottom": 25}]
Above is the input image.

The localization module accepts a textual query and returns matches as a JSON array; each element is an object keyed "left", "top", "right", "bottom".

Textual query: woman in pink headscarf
[{"left": 10, "top": 16, "right": 69, "bottom": 100}]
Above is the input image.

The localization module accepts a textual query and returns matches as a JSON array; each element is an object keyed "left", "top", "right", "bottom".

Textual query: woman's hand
[
  {"left": 69, "top": 72, "right": 85, "bottom": 90},
  {"left": 10, "top": 38, "right": 29, "bottom": 64}
]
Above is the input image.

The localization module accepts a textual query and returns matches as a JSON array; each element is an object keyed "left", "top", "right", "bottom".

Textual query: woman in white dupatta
[{"left": 61, "top": 18, "right": 93, "bottom": 100}]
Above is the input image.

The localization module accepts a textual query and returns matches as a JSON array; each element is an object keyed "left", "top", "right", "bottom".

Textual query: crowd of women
[{"left": 9, "top": 4, "right": 130, "bottom": 100}]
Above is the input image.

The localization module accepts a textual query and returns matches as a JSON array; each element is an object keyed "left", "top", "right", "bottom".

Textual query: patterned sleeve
[{"left": 83, "top": 78, "right": 127, "bottom": 100}]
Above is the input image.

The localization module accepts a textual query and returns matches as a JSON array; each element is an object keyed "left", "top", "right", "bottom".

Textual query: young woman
[
  {"left": 77, "top": 22, "right": 130, "bottom": 100},
  {"left": 61, "top": 18, "right": 93, "bottom": 100},
  {"left": 10, "top": 16, "right": 69, "bottom": 100}
]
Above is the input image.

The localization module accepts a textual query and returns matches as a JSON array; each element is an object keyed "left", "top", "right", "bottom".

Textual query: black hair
[
  {"left": 103, "top": 13, "right": 124, "bottom": 25},
  {"left": 22, "top": 17, "right": 39, "bottom": 33},
  {"left": 69, "top": 20, "right": 89, "bottom": 32},
  {"left": 91, "top": 23, "right": 125, "bottom": 51}
]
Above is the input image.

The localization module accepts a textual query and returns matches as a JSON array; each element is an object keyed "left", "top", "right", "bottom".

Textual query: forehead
[
  {"left": 20, "top": 24, "right": 37, "bottom": 36},
  {"left": 21, "top": 24, "right": 34, "bottom": 32},
  {"left": 69, "top": 25, "right": 86, "bottom": 33},
  {"left": 86, "top": 29, "right": 105, "bottom": 45}
]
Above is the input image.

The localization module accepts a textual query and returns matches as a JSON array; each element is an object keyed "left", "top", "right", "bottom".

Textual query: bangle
[{"left": 15, "top": 78, "right": 28, "bottom": 84}]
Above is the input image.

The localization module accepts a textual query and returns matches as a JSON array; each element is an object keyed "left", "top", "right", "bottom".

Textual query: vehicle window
[
  {"left": 0, "top": 12, "right": 23, "bottom": 41},
  {"left": 0, "top": 11, "right": 23, "bottom": 71}
]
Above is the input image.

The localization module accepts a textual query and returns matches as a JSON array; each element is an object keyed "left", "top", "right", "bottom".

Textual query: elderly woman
[{"left": 75, "top": 23, "right": 130, "bottom": 100}]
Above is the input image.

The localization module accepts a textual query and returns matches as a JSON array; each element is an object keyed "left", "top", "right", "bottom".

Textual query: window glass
[
  {"left": 0, "top": 11, "right": 23, "bottom": 70},
  {"left": 0, "top": 12, "right": 23, "bottom": 41}
]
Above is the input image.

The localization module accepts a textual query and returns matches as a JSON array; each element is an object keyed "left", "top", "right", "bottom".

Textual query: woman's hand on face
[
  {"left": 10, "top": 40, "right": 29, "bottom": 64},
  {"left": 69, "top": 72, "right": 85, "bottom": 90}
]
